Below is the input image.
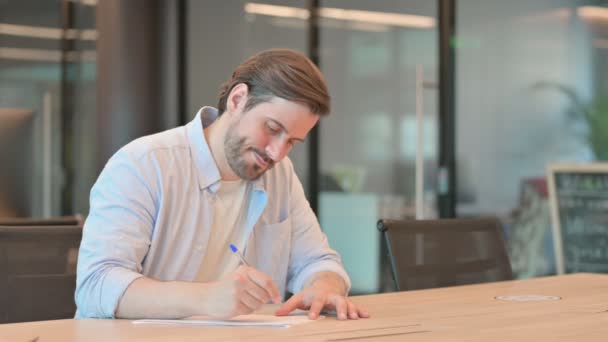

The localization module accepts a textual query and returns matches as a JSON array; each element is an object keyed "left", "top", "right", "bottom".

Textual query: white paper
[{"left": 132, "top": 314, "right": 323, "bottom": 328}]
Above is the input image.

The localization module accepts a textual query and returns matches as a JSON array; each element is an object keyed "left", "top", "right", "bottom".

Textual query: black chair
[
  {"left": 0, "top": 225, "right": 83, "bottom": 323},
  {"left": 0, "top": 215, "right": 84, "bottom": 227},
  {"left": 377, "top": 218, "right": 513, "bottom": 291}
]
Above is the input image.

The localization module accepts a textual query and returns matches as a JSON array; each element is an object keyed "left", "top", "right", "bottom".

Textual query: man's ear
[{"left": 227, "top": 83, "right": 249, "bottom": 113}]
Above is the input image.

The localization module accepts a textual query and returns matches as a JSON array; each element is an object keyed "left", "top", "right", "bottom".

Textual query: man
[{"left": 75, "top": 49, "right": 369, "bottom": 321}]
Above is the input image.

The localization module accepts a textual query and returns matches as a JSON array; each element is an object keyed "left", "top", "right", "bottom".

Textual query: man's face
[{"left": 224, "top": 97, "right": 319, "bottom": 181}]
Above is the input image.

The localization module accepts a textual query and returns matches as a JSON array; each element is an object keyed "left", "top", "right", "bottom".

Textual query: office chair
[
  {"left": 0, "top": 214, "right": 84, "bottom": 227},
  {"left": 0, "top": 225, "right": 83, "bottom": 323},
  {"left": 377, "top": 217, "right": 513, "bottom": 291}
]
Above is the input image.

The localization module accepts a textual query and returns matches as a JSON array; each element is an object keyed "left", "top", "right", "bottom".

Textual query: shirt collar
[{"left": 186, "top": 106, "right": 266, "bottom": 192}]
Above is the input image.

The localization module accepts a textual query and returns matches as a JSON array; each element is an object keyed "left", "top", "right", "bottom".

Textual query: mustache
[{"left": 251, "top": 148, "right": 273, "bottom": 165}]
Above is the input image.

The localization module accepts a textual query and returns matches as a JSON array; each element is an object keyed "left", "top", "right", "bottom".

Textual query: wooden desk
[{"left": 1, "top": 273, "right": 607, "bottom": 341}]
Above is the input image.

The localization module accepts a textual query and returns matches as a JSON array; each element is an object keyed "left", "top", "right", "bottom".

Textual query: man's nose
[{"left": 265, "top": 137, "right": 290, "bottom": 162}]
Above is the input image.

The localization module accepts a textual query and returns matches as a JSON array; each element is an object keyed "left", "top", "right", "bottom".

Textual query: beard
[{"left": 224, "top": 125, "right": 275, "bottom": 181}]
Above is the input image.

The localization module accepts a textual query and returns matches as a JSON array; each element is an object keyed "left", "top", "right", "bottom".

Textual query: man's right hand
[{"left": 201, "top": 265, "right": 282, "bottom": 318}]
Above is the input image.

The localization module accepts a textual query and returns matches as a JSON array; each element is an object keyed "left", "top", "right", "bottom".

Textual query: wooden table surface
[{"left": 1, "top": 273, "right": 607, "bottom": 341}]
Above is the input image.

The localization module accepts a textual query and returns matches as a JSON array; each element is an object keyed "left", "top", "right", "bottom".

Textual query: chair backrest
[
  {"left": 0, "top": 225, "right": 83, "bottom": 323},
  {"left": 0, "top": 215, "right": 84, "bottom": 227},
  {"left": 377, "top": 217, "right": 513, "bottom": 291}
]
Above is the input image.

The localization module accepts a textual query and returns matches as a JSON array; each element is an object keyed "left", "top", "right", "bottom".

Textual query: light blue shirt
[{"left": 75, "top": 107, "right": 351, "bottom": 319}]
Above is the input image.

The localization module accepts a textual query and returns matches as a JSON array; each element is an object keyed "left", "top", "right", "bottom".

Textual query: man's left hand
[{"left": 275, "top": 272, "right": 370, "bottom": 320}]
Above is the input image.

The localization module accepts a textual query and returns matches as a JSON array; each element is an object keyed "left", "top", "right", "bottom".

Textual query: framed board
[{"left": 547, "top": 163, "right": 608, "bottom": 274}]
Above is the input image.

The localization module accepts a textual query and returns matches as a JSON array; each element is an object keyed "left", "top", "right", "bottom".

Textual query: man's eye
[{"left": 266, "top": 122, "right": 280, "bottom": 134}]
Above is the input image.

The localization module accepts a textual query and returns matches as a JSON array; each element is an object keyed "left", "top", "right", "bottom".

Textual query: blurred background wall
[{"left": 1, "top": 0, "right": 607, "bottom": 288}]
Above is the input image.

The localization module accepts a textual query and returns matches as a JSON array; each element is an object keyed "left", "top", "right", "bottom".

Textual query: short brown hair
[{"left": 217, "top": 49, "right": 330, "bottom": 116}]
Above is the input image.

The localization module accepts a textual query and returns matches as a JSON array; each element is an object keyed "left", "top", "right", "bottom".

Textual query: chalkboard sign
[{"left": 548, "top": 163, "right": 608, "bottom": 275}]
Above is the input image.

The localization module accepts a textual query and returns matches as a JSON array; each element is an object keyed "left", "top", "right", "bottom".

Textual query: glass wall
[
  {"left": 0, "top": 0, "right": 62, "bottom": 217},
  {"left": 0, "top": 0, "right": 96, "bottom": 217},
  {"left": 5, "top": 0, "right": 604, "bottom": 287},
  {"left": 455, "top": 0, "right": 608, "bottom": 278},
  {"left": 68, "top": 1, "right": 97, "bottom": 216},
  {"left": 317, "top": 1, "right": 439, "bottom": 294},
  {"left": 187, "top": 0, "right": 310, "bottom": 186},
  {"left": 187, "top": 1, "right": 439, "bottom": 294}
]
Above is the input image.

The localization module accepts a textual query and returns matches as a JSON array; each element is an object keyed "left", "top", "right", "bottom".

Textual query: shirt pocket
[{"left": 248, "top": 218, "right": 292, "bottom": 297}]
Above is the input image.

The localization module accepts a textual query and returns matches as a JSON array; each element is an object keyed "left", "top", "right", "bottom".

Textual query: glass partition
[
  {"left": 0, "top": 0, "right": 96, "bottom": 217},
  {"left": 455, "top": 0, "right": 608, "bottom": 278},
  {"left": 317, "top": 1, "right": 439, "bottom": 293}
]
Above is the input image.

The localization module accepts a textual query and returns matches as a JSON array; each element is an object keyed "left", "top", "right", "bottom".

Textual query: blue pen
[
  {"left": 231, "top": 244, "right": 282, "bottom": 304},
  {"left": 229, "top": 244, "right": 250, "bottom": 266}
]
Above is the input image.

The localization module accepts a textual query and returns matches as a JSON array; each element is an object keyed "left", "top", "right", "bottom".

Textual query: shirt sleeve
[
  {"left": 285, "top": 161, "right": 352, "bottom": 295},
  {"left": 75, "top": 148, "right": 158, "bottom": 318}
]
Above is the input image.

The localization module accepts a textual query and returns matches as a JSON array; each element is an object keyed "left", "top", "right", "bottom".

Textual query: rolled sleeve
[
  {"left": 288, "top": 259, "right": 352, "bottom": 295},
  {"left": 75, "top": 149, "right": 157, "bottom": 318},
  {"left": 75, "top": 265, "right": 143, "bottom": 318}
]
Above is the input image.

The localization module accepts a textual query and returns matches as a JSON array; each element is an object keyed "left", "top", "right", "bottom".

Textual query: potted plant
[{"left": 532, "top": 81, "right": 608, "bottom": 160}]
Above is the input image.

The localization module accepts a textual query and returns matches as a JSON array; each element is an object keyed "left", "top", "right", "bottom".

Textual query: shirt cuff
[
  {"left": 289, "top": 260, "right": 352, "bottom": 295},
  {"left": 101, "top": 267, "right": 144, "bottom": 318}
]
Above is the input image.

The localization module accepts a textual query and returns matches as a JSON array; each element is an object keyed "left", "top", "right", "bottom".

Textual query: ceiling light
[{"left": 244, "top": 3, "right": 435, "bottom": 29}]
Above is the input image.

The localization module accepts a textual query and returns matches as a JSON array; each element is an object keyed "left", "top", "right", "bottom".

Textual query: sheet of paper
[{"left": 132, "top": 314, "right": 323, "bottom": 328}]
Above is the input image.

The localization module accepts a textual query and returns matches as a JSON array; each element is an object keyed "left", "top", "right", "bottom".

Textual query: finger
[
  {"left": 332, "top": 296, "right": 348, "bottom": 320},
  {"left": 308, "top": 295, "right": 326, "bottom": 320},
  {"left": 239, "top": 289, "right": 265, "bottom": 311},
  {"left": 346, "top": 300, "right": 359, "bottom": 320},
  {"left": 244, "top": 281, "right": 271, "bottom": 305},
  {"left": 245, "top": 267, "right": 282, "bottom": 303},
  {"left": 233, "top": 267, "right": 271, "bottom": 304},
  {"left": 234, "top": 300, "right": 255, "bottom": 317},
  {"left": 234, "top": 265, "right": 249, "bottom": 276},
  {"left": 275, "top": 293, "right": 303, "bottom": 316},
  {"left": 346, "top": 300, "right": 370, "bottom": 318},
  {"left": 357, "top": 308, "right": 370, "bottom": 318}
]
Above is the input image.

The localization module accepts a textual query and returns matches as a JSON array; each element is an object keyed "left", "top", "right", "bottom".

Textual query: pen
[
  {"left": 229, "top": 244, "right": 250, "bottom": 266},
  {"left": 230, "top": 244, "right": 282, "bottom": 304}
]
